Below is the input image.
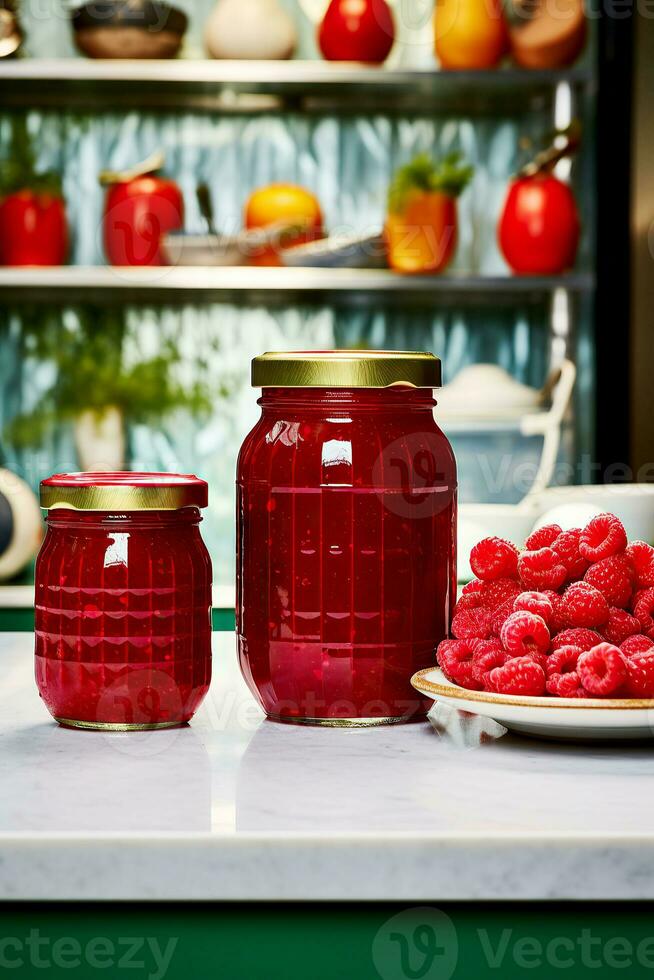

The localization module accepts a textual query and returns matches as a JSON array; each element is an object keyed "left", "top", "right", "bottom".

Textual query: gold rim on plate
[{"left": 411, "top": 668, "right": 654, "bottom": 711}]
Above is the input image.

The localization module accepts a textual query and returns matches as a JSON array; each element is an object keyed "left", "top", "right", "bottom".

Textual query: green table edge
[{"left": 1, "top": 902, "right": 654, "bottom": 979}]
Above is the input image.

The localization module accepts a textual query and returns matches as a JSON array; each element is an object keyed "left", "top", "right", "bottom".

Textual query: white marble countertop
[{"left": 1, "top": 631, "right": 654, "bottom": 902}]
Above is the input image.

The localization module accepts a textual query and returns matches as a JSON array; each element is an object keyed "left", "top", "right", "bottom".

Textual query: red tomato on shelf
[
  {"left": 318, "top": 0, "right": 395, "bottom": 63},
  {"left": 103, "top": 176, "right": 184, "bottom": 267},
  {"left": 498, "top": 174, "right": 580, "bottom": 275},
  {"left": 0, "top": 191, "right": 68, "bottom": 266}
]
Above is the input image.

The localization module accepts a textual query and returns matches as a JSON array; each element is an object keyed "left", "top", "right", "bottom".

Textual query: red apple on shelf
[
  {"left": 498, "top": 128, "right": 581, "bottom": 275},
  {"left": 100, "top": 152, "right": 184, "bottom": 267},
  {"left": 499, "top": 173, "right": 580, "bottom": 275},
  {"left": 318, "top": 0, "right": 395, "bottom": 64},
  {"left": 0, "top": 190, "right": 68, "bottom": 266}
]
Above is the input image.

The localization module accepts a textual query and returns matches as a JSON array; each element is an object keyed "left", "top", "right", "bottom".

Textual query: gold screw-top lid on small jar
[
  {"left": 40, "top": 472, "right": 208, "bottom": 511},
  {"left": 251, "top": 350, "right": 442, "bottom": 389}
]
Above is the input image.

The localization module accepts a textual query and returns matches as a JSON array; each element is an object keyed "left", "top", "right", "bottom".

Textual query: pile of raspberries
[{"left": 437, "top": 513, "right": 654, "bottom": 698}]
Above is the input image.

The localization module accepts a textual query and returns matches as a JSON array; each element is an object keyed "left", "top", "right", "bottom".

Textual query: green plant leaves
[
  {"left": 0, "top": 116, "right": 63, "bottom": 199},
  {"left": 387, "top": 152, "right": 474, "bottom": 214},
  {"left": 4, "top": 308, "right": 215, "bottom": 450}
]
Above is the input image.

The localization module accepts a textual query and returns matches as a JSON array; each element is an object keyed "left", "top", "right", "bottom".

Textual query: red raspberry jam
[
  {"left": 237, "top": 351, "right": 457, "bottom": 725},
  {"left": 35, "top": 472, "right": 212, "bottom": 731}
]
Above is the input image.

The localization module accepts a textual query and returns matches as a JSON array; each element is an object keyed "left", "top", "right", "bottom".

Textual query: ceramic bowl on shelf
[
  {"left": 0, "top": 3, "right": 22, "bottom": 58},
  {"left": 412, "top": 668, "right": 654, "bottom": 741},
  {"left": 437, "top": 364, "right": 544, "bottom": 422},
  {"left": 280, "top": 231, "right": 386, "bottom": 268},
  {"left": 161, "top": 233, "right": 245, "bottom": 267},
  {"left": 162, "top": 222, "right": 306, "bottom": 267},
  {"left": 71, "top": 0, "right": 188, "bottom": 59},
  {"left": 204, "top": 0, "right": 297, "bottom": 60}
]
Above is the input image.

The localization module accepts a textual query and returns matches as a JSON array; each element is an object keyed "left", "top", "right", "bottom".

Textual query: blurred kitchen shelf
[
  {"left": 0, "top": 60, "right": 595, "bottom": 114},
  {"left": 0, "top": 266, "right": 595, "bottom": 307}
]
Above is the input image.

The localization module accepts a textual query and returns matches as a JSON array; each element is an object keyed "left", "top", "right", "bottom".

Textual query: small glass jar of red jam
[
  {"left": 237, "top": 351, "right": 457, "bottom": 726},
  {"left": 35, "top": 472, "right": 212, "bottom": 731}
]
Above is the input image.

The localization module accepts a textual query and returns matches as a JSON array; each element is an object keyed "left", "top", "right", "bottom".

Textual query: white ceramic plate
[{"left": 412, "top": 667, "right": 654, "bottom": 741}]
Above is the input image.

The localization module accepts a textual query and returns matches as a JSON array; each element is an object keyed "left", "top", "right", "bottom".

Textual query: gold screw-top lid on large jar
[{"left": 251, "top": 350, "right": 442, "bottom": 388}]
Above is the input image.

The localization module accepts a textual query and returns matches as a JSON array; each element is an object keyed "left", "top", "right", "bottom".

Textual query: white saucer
[{"left": 411, "top": 667, "right": 654, "bottom": 741}]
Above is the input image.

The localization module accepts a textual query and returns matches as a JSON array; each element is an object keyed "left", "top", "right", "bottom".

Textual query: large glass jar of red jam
[
  {"left": 237, "top": 351, "right": 457, "bottom": 726},
  {"left": 35, "top": 472, "right": 212, "bottom": 731}
]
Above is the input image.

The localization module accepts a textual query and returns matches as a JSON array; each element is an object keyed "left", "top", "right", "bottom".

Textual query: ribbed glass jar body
[
  {"left": 236, "top": 386, "right": 457, "bottom": 725},
  {"left": 35, "top": 508, "right": 212, "bottom": 730}
]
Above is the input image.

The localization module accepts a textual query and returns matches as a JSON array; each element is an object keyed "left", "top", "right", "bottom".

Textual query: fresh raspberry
[
  {"left": 602, "top": 607, "right": 640, "bottom": 646},
  {"left": 490, "top": 597, "right": 517, "bottom": 636},
  {"left": 551, "top": 628, "right": 604, "bottom": 652},
  {"left": 579, "top": 512, "right": 627, "bottom": 562},
  {"left": 584, "top": 556, "right": 633, "bottom": 608},
  {"left": 623, "top": 651, "right": 654, "bottom": 697},
  {"left": 437, "top": 639, "right": 483, "bottom": 690},
  {"left": 471, "top": 640, "right": 510, "bottom": 687},
  {"left": 632, "top": 587, "right": 648, "bottom": 609},
  {"left": 551, "top": 527, "right": 590, "bottom": 581},
  {"left": 525, "top": 651, "right": 549, "bottom": 671},
  {"left": 546, "top": 644, "right": 583, "bottom": 678},
  {"left": 469, "top": 536, "right": 519, "bottom": 581},
  {"left": 457, "top": 577, "right": 521, "bottom": 613},
  {"left": 625, "top": 541, "right": 654, "bottom": 589},
  {"left": 633, "top": 587, "right": 654, "bottom": 637},
  {"left": 518, "top": 548, "right": 567, "bottom": 591},
  {"left": 525, "top": 524, "right": 562, "bottom": 550},
  {"left": 542, "top": 590, "right": 568, "bottom": 633},
  {"left": 545, "top": 645, "right": 584, "bottom": 697},
  {"left": 578, "top": 643, "right": 627, "bottom": 697},
  {"left": 451, "top": 605, "right": 493, "bottom": 641},
  {"left": 546, "top": 671, "right": 587, "bottom": 698},
  {"left": 500, "top": 610, "right": 550, "bottom": 657},
  {"left": 457, "top": 579, "right": 486, "bottom": 610},
  {"left": 561, "top": 582, "right": 610, "bottom": 628},
  {"left": 507, "top": 646, "right": 549, "bottom": 671},
  {"left": 621, "top": 634, "right": 654, "bottom": 657},
  {"left": 489, "top": 656, "right": 546, "bottom": 696},
  {"left": 513, "top": 591, "right": 554, "bottom": 625},
  {"left": 493, "top": 578, "right": 524, "bottom": 604}
]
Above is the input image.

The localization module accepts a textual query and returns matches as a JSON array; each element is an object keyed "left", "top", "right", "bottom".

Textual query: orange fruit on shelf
[
  {"left": 435, "top": 0, "right": 508, "bottom": 69},
  {"left": 385, "top": 190, "right": 458, "bottom": 274},
  {"left": 385, "top": 153, "right": 472, "bottom": 275},
  {"left": 244, "top": 184, "right": 324, "bottom": 266}
]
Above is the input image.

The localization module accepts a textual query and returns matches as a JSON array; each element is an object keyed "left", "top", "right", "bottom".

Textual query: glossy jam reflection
[
  {"left": 237, "top": 387, "right": 457, "bottom": 723},
  {"left": 35, "top": 509, "right": 212, "bottom": 729}
]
